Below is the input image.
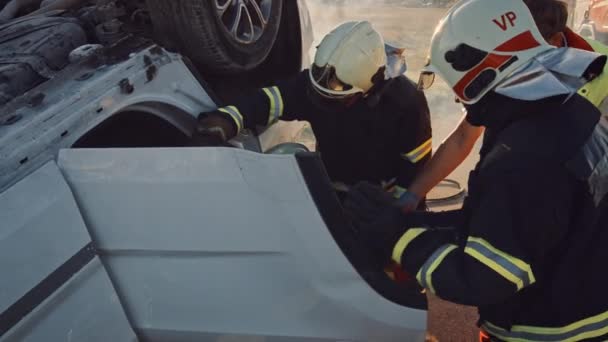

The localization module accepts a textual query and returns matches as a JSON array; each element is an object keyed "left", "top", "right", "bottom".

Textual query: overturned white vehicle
[{"left": 0, "top": 0, "right": 428, "bottom": 341}]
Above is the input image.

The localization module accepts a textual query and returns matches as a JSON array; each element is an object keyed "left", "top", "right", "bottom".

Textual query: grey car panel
[
  {"left": 57, "top": 148, "right": 427, "bottom": 341},
  {"left": 0, "top": 161, "right": 136, "bottom": 342}
]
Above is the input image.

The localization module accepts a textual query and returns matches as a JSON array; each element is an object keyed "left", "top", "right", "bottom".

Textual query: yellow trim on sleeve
[
  {"left": 217, "top": 106, "right": 244, "bottom": 133},
  {"left": 403, "top": 138, "right": 433, "bottom": 163},
  {"left": 391, "top": 228, "right": 427, "bottom": 264}
]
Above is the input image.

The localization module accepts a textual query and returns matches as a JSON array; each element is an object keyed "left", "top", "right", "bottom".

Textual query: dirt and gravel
[{"left": 305, "top": 1, "right": 482, "bottom": 340}]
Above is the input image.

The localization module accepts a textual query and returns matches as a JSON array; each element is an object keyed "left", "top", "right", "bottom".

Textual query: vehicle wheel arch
[{"left": 72, "top": 101, "right": 196, "bottom": 148}]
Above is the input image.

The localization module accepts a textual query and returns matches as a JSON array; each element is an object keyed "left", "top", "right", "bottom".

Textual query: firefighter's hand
[
  {"left": 191, "top": 110, "right": 237, "bottom": 147},
  {"left": 397, "top": 191, "right": 421, "bottom": 213},
  {"left": 344, "top": 182, "right": 413, "bottom": 265},
  {"left": 344, "top": 182, "right": 398, "bottom": 224},
  {"left": 191, "top": 129, "right": 227, "bottom": 147}
]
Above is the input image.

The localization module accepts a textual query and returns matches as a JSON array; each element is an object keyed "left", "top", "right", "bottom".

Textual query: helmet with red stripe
[{"left": 422, "top": 0, "right": 553, "bottom": 104}]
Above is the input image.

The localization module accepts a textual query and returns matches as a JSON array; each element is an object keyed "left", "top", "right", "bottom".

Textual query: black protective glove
[
  {"left": 343, "top": 182, "right": 414, "bottom": 266},
  {"left": 191, "top": 110, "right": 237, "bottom": 147}
]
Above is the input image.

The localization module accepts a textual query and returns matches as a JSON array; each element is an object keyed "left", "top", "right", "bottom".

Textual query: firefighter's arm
[
  {"left": 407, "top": 114, "right": 484, "bottom": 200},
  {"left": 394, "top": 165, "right": 572, "bottom": 306},
  {"left": 196, "top": 72, "right": 306, "bottom": 141},
  {"left": 392, "top": 90, "right": 432, "bottom": 205}
]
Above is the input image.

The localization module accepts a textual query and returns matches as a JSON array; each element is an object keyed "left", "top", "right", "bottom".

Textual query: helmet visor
[
  {"left": 309, "top": 65, "right": 363, "bottom": 99},
  {"left": 417, "top": 71, "right": 436, "bottom": 91}
]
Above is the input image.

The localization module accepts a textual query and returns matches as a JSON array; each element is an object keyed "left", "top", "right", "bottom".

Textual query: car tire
[{"left": 146, "top": 0, "right": 283, "bottom": 74}]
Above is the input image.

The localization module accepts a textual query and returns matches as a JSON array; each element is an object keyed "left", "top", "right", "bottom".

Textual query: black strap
[{"left": 0, "top": 242, "right": 97, "bottom": 337}]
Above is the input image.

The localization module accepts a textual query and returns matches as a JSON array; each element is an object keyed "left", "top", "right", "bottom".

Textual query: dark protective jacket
[
  {"left": 214, "top": 70, "right": 432, "bottom": 193},
  {"left": 393, "top": 93, "right": 608, "bottom": 341}
]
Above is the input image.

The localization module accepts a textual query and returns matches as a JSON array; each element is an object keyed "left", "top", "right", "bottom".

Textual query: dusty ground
[{"left": 305, "top": 2, "right": 482, "bottom": 341}]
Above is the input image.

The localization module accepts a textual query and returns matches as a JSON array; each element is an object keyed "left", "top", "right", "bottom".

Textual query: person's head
[
  {"left": 309, "top": 21, "right": 387, "bottom": 103},
  {"left": 523, "top": 0, "right": 569, "bottom": 47},
  {"left": 421, "top": 0, "right": 553, "bottom": 105}
]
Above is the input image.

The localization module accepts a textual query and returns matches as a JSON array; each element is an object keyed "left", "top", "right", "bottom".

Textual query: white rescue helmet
[
  {"left": 421, "top": 0, "right": 554, "bottom": 104},
  {"left": 310, "top": 21, "right": 387, "bottom": 99}
]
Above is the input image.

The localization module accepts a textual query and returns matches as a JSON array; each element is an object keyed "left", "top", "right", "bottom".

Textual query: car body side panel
[
  {"left": 57, "top": 148, "right": 427, "bottom": 342},
  {"left": 0, "top": 161, "right": 136, "bottom": 342},
  {"left": 0, "top": 44, "right": 216, "bottom": 194}
]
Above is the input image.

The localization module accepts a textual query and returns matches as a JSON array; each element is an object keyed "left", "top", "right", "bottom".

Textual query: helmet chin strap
[
  {"left": 365, "top": 78, "right": 394, "bottom": 108},
  {"left": 344, "top": 93, "right": 363, "bottom": 108},
  {"left": 306, "top": 82, "right": 361, "bottom": 111}
]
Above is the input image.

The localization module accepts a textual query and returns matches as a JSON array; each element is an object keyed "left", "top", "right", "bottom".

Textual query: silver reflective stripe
[
  {"left": 218, "top": 106, "right": 244, "bottom": 133},
  {"left": 416, "top": 244, "right": 457, "bottom": 294},
  {"left": 483, "top": 314, "right": 608, "bottom": 342},
  {"left": 262, "top": 86, "right": 284, "bottom": 125},
  {"left": 587, "top": 118, "right": 608, "bottom": 206},
  {"left": 465, "top": 239, "right": 534, "bottom": 291}
]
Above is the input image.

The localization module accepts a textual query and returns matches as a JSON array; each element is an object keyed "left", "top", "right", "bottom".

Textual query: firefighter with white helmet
[
  {"left": 309, "top": 21, "right": 386, "bottom": 98},
  {"left": 345, "top": 1, "right": 608, "bottom": 341},
  {"left": 423, "top": 0, "right": 553, "bottom": 104},
  {"left": 401, "top": 0, "right": 608, "bottom": 212},
  {"left": 194, "top": 21, "right": 432, "bottom": 204}
]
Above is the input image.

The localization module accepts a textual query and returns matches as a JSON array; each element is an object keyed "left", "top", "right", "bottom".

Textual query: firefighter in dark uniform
[
  {"left": 193, "top": 21, "right": 432, "bottom": 205},
  {"left": 345, "top": 1, "right": 608, "bottom": 341}
]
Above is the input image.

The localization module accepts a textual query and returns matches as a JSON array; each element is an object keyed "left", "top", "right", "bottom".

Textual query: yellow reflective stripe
[
  {"left": 391, "top": 186, "right": 407, "bottom": 199},
  {"left": 412, "top": 144, "right": 432, "bottom": 163},
  {"left": 578, "top": 71, "right": 608, "bottom": 108},
  {"left": 483, "top": 322, "right": 533, "bottom": 342},
  {"left": 512, "top": 310, "right": 608, "bottom": 334},
  {"left": 218, "top": 106, "right": 244, "bottom": 133},
  {"left": 405, "top": 138, "right": 432, "bottom": 157},
  {"left": 483, "top": 311, "right": 608, "bottom": 342},
  {"left": 484, "top": 322, "right": 518, "bottom": 342},
  {"left": 465, "top": 246, "right": 524, "bottom": 289},
  {"left": 391, "top": 227, "right": 427, "bottom": 264},
  {"left": 403, "top": 138, "right": 432, "bottom": 163},
  {"left": 262, "top": 88, "right": 276, "bottom": 124},
  {"left": 276, "top": 87, "right": 284, "bottom": 117},
  {"left": 579, "top": 38, "right": 608, "bottom": 109},
  {"left": 262, "top": 86, "right": 284, "bottom": 125},
  {"left": 465, "top": 237, "right": 535, "bottom": 291},
  {"left": 416, "top": 244, "right": 458, "bottom": 294}
]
